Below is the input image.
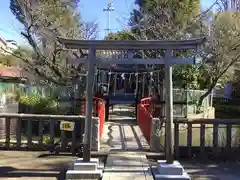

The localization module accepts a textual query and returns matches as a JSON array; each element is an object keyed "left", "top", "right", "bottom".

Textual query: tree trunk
[
  {"left": 198, "top": 89, "right": 211, "bottom": 108},
  {"left": 197, "top": 54, "right": 240, "bottom": 110},
  {"left": 197, "top": 82, "right": 216, "bottom": 110}
]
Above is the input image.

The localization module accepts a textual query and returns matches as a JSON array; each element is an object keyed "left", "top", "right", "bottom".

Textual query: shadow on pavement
[
  {"left": 0, "top": 166, "right": 67, "bottom": 180},
  {"left": 0, "top": 151, "right": 77, "bottom": 180}
]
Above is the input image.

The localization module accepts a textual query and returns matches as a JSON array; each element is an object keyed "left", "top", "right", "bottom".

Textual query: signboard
[{"left": 60, "top": 121, "right": 75, "bottom": 131}]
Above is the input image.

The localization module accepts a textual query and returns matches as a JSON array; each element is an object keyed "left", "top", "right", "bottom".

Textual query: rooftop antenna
[{"left": 103, "top": 0, "right": 114, "bottom": 36}]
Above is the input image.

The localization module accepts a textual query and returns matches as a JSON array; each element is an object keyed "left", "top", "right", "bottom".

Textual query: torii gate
[{"left": 58, "top": 38, "right": 205, "bottom": 164}]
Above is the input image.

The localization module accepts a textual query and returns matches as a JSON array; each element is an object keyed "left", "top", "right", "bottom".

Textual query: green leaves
[
  {"left": 19, "top": 93, "right": 58, "bottom": 114},
  {"left": 130, "top": 0, "right": 201, "bottom": 40},
  {"left": 173, "top": 64, "right": 204, "bottom": 89},
  {"left": 105, "top": 31, "right": 136, "bottom": 40}
]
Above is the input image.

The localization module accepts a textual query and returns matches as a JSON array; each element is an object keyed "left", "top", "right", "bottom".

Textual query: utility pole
[{"left": 103, "top": 0, "right": 114, "bottom": 36}]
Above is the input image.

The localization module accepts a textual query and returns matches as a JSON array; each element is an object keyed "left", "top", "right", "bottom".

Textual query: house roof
[
  {"left": 0, "top": 66, "right": 21, "bottom": 78},
  {"left": 6, "top": 40, "right": 16, "bottom": 42},
  {"left": 6, "top": 40, "right": 17, "bottom": 45}
]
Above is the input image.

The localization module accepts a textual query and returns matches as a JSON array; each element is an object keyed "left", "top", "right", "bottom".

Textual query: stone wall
[{"left": 150, "top": 118, "right": 165, "bottom": 152}]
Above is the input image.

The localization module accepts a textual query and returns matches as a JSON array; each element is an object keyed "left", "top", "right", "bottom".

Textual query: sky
[{"left": 0, "top": 0, "right": 215, "bottom": 46}]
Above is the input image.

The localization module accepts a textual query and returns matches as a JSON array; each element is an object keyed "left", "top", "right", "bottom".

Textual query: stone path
[
  {"left": 101, "top": 105, "right": 153, "bottom": 180},
  {"left": 101, "top": 120, "right": 150, "bottom": 152},
  {"left": 102, "top": 153, "right": 152, "bottom": 180}
]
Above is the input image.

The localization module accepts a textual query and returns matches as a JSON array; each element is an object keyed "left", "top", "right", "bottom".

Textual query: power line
[{"left": 103, "top": 0, "right": 115, "bottom": 36}]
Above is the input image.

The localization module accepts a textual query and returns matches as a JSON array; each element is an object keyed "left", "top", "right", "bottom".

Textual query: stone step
[
  {"left": 102, "top": 153, "right": 152, "bottom": 180},
  {"left": 66, "top": 158, "right": 104, "bottom": 180},
  {"left": 74, "top": 162, "right": 98, "bottom": 171},
  {"left": 102, "top": 172, "right": 149, "bottom": 180},
  {"left": 152, "top": 161, "right": 190, "bottom": 180},
  {"left": 154, "top": 171, "right": 190, "bottom": 180},
  {"left": 75, "top": 158, "right": 99, "bottom": 163},
  {"left": 73, "top": 158, "right": 99, "bottom": 171},
  {"left": 66, "top": 169, "right": 103, "bottom": 180},
  {"left": 157, "top": 160, "right": 183, "bottom": 175}
]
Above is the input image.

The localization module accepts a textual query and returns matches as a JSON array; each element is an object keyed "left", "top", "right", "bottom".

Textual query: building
[
  {"left": 6, "top": 40, "right": 18, "bottom": 52},
  {"left": 0, "top": 36, "right": 18, "bottom": 55}
]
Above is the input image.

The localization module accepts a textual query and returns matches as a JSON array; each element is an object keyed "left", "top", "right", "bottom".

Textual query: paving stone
[
  {"left": 154, "top": 172, "right": 191, "bottom": 180},
  {"left": 157, "top": 160, "right": 183, "bottom": 175},
  {"left": 66, "top": 158, "right": 103, "bottom": 180},
  {"left": 66, "top": 169, "right": 102, "bottom": 180},
  {"left": 74, "top": 162, "right": 98, "bottom": 171},
  {"left": 152, "top": 161, "right": 191, "bottom": 180},
  {"left": 102, "top": 153, "right": 153, "bottom": 180}
]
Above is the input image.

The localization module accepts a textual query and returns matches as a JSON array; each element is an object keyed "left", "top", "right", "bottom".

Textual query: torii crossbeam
[{"left": 58, "top": 37, "right": 205, "bottom": 164}]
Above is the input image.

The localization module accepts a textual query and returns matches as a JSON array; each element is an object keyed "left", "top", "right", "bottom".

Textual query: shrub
[
  {"left": 42, "top": 135, "right": 51, "bottom": 145},
  {"left": 19, "top": 93, "right": 59, "bottom": 114}
]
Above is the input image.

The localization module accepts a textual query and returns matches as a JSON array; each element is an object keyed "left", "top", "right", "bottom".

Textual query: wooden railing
[
  {"left": 0, "top": 113, "right": 98, "bottom": 153},
  {"left": 172, "top": 118, "right": 240, "bottom": 159}
]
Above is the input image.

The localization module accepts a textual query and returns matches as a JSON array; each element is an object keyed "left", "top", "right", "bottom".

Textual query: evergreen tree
[{"left": 130, "top": 0, "right": 201, "bottom": 40}]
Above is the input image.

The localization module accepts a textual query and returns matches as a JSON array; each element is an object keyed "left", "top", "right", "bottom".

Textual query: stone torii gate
[{"left": 58, "top": 38, "right": 205, "bottom": 164}]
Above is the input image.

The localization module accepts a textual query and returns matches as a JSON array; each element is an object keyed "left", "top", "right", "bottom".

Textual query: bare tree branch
[{"left": 10, "top": 0, "right": 98, "bottom": 87}]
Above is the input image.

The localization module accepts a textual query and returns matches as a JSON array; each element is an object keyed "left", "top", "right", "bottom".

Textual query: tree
[
  {"left": 0, "top": 46, "right": 32, "bottom": 67},
  {"left": 129, "top": 0, "right": 206, "bottom": 90},
  {"left": 172, "top": 64, "right": 204, "bottom": 89},
  {"left": 132, "top": 1, "right": 240, "bottom": 110},
  {"left": 104, "top": 30, "right": 138, "bottom": 84},
  {"left": 128, "top": 0, "right": 240, "bottom": 110},
  {"left": 105, "top": 30, "right": 135, "bottom": 40},
  {"left": 9, "top": 0, "right": 97, "bottom": 86},
  {"left": 197, "top": 11, "right": 240, "bottom": 106},
  {"left": 0, "top": 54, "right": 13, "bottom": 66},
  {"left": 130, "top": 0, "right": 201, "bottom": 40},
  {"left": 103, "top": 0, "right": 205, "bottom": 91}
]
